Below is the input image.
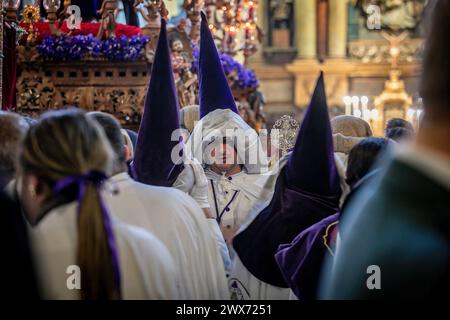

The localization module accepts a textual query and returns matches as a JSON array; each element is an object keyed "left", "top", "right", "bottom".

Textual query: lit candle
[
  {"left": 361, "top": 96, "right": 369, "bottom": 120},
  {"left": 417, "top": 109, "right": 423, "bottom": 120},
  {"left": 351, "top": 96, "right": 360, "bottom": 117},
  {"left": 343, "top": 96, "right": 352, "bottom": 115},
  {"left": 371, "top": 109, "right": 379, "bottom": 120},
  {"left": 407, "top": 108, "right": 416, "bottom": 122}
]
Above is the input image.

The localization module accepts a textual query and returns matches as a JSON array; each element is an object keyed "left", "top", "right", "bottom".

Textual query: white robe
[
  {"left": 172, "top": 160, "right": 232, "bottom": 273},
  {"left": 185, "top": 109, "right": 274, "bottom": 297},
  {"left": 229, "top": 256, "right": 293, "bottom": 300},
  {"left": 205, "top": 169, "right": 267, "bottom": 235},
  {"left": 29, "top": 202, "right": 178, "bottom": 299},
  {"left": 185, "top": 108, "right": 270, "bottom": 242},
  {"left": 228, "top": 156, "right": 292, "bottom": 300},
  {"left": 103, "top": 172, "right": 229, "bottom": 300}
]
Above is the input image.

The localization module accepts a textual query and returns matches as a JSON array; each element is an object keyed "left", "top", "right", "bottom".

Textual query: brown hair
[
  {"left": 0, "top": 111, "right": 28, "bottom": 176},
  {"left": 21, "top": 109, "right": 120, "bottom": 300},
  {"left": 87, "top": 112, "right": 126, "bottom": 165}
]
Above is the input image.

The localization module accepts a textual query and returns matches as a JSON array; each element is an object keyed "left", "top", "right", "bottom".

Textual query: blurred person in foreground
[
  {"left": 321, "top": 0, "right": 450, "bottom": 299},
  {"left": 0, "top": 112, "right": 39, "bottom": 298},
  {"left": 0, "top": 187, "right": 40, "bottom": 299}
]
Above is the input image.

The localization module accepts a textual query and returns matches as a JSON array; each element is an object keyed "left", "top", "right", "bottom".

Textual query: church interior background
[{"left": 1, "top": 0, "right": 427, "bottom": 137}]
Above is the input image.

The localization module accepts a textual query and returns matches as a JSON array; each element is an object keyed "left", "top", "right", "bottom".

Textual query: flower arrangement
[
  {"left": 191, "top": 47, "right": 259, "bottom": 90},
  {"left": 37, "top": 34, "right": 149, "bottom": 61},
  {"left": 32, "top": 22, "right": 258, "bottom": 90},
  {"left": 20, "top": 22, "right": 142, "bottom": 43},
  {"left": 98, "top": 35, "right": 149, "bottom": 61}
]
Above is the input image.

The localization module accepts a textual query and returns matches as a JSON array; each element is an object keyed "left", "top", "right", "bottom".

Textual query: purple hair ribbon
[{"left": 53, "top": 170, "right": 121, "bottom": 291}]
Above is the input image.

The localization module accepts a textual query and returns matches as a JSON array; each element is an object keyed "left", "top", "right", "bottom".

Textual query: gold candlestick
[
  {"left": 4, "top": 0, "right": 21, "bottom": 23},
  {"left": 43, "top": 0, "right": 61, "bottom": 35}
]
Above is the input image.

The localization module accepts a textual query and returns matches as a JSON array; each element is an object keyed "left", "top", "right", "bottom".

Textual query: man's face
[
  {"left": 172, "top": 40, "right": 183, "bottom": 52},
  {"left": 210, "top": 142, "right": 238, "bottom": 173}
]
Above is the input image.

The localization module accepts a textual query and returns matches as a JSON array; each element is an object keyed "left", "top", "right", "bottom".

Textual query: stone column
[
  {"left": 328, "top": 0, "right": 348, "bottom": 58},
  {"left": 295, "top": 0, "right": 317, "bottom": 58}
]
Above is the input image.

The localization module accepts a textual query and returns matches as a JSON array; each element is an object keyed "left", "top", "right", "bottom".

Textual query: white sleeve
[
  {"left": 173, "top": 164, "right": 195, "bottom": 193},
  {"left": 173, "top": 161, "right": 210, "bottom": 209}
]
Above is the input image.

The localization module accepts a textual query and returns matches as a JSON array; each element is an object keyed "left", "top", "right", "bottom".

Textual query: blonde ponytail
[{"left": 78, "top": 182, "right": 120, "bottom": 299}]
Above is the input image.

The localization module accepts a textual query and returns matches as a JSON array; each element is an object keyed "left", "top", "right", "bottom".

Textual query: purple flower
[
  {"left": 100, "top": 35, "right": 149, "bottom": 61},
  {"left": 191, "top": 47, "right": 259, "bottom": 90},
  {"left": 37, "top": 34, "right": 149, "bottom": 62}
]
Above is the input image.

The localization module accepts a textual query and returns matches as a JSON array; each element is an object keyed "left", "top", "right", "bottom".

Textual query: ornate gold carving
[
  {"left": 373, "top": 32, "right": 413, "bottom": 135},
  {"left": 16, "top": 69, "right": 61, "bottom": 117},
  {"left": 21, "top": 4, "right": 41, "bottom": 44},
  {"left": 15, "top": 61, "right": 149, "bottom": 128}
]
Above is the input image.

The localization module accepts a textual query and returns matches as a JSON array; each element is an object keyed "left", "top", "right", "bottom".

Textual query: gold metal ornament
[{"left": 21, "top": 4, "right": 41, "bottom": 44}]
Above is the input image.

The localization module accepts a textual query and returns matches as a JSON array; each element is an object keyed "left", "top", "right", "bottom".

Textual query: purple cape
[
  {"left": 232, "top": 169, "right": 340, "bottom": 287},
  {"left": 275, "top": 213, "right": 339, "bottom": 299}
]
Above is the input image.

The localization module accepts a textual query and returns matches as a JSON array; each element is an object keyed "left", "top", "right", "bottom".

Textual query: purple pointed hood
[
  {"left": 198, "top": 11, "right": 239, "bottom": 118},
  {"left": 286, "top": 72, "right": 341, "bottom": 196},
  {"left": 132, "top": 18, "right": 183, "bottom": 187}
]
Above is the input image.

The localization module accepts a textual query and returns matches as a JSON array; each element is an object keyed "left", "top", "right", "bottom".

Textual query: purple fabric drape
[
  {"left": 2, "top": 26, "right": 17, "bottom": 110},
  {"left": 275, "top": 213, "right": 339, "bottom": 299}
]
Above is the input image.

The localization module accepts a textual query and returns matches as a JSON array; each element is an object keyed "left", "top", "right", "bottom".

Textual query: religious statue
[
  {"left": 97, "top": 0, "right": 118, "bottom": 39},
  {"left": 170, "top": 38, "right": 191, "bottom": 81},
  {"left": 134, "top": 0, "right": 168, "bottom": 27},
  {"left": 169, "top": 36, "right": 197, "bottom": 107},
  {"left": 270, "top": 0, "right": 292, "bottom": 30},
  {"left": 269, "top": 0, "right": 293, "bottom": 48},
  {"left": 177, "top": 70, "right": 198, "bottom": 107},
  {"left": 135, "top": 0, "right": 168, "bottom": 60},
  {"left": 183, "top": 0, "right": 203, "bottom": 43},
  {"left": 356, "top": 0, "right": 428, "bottom": 31}
]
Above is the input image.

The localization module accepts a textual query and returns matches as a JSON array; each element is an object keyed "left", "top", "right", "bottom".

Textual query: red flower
[{"left": 19, "top": 22, "right": 142, "bottom": 44}]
